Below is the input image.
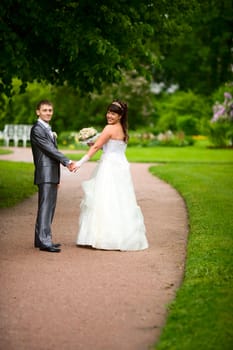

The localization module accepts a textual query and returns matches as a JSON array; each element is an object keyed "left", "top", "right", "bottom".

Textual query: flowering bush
[
  {"left": 128, "top": 130, "right": 194, "bottom": 147},
  {"left": 211, "top": 92, "right": 233, "bottom": 123},
  {"left": 209, "top": 92, "right": 233, "bottom": 147},
  {"left": 155, "top": 130, "right": 194, "bottom": 147}
]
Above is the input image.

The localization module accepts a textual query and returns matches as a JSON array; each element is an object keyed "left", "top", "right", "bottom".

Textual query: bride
[{"left": 75, "top": 100, "right": 148, "bottom": 251}]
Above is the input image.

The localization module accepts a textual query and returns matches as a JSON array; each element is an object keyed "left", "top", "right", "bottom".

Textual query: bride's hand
[
  {"left": 74, "top": 155, "right": 90, "bottom": 172},
  {"left": 72, "top": 161, "right": 81, "bottom": 173}
]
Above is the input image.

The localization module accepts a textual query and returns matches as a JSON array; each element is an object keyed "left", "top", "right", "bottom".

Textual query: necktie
[{"left": 47, "top": 125, "right": 54, "bottom": 139}]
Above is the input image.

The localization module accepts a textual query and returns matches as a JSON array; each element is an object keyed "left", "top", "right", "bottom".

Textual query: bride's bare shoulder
[{"left": 102, "top": 124, "right": 115, "bottom": 134}]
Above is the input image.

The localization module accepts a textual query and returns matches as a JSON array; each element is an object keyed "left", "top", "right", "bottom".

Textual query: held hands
[
  {"left": 67, "top": 155, "right": 90, "bottom": 173},
  {"left": 67, "top": 161, "right": 78, "bottom": 172},
  {"left": 73, "top": 161, "right": 81, "bottom": 173}
]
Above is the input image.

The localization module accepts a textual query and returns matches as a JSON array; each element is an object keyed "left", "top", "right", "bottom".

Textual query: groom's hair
[{"left": 36, "top": 100, "right": 53, "bottom": 110}]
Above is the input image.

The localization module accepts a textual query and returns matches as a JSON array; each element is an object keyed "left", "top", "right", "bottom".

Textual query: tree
[
  {"left": 0, "top": 0, "right": 197, "bottom": 96},
  {"left": 154, "top": 0, "right": 233, "bottom": 94},
  {"left": 0, "top": 75, "right": 154, "bottom": 132}
]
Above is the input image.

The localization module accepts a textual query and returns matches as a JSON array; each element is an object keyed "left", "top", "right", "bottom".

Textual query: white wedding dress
[{"left": 76, "top": 139, "right": 149, "bottom": 251}]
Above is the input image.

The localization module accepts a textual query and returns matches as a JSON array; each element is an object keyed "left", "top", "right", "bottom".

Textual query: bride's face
[{"left": 106, "top": 111, "right": 121, "bottom": 125}]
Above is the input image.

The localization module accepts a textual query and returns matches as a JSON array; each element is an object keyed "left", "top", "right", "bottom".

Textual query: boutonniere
[{"left": 53, "top": 132, "right": 57, "bottom": 138}]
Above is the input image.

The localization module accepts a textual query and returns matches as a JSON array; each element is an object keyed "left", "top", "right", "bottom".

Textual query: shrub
[
  {"left": 128, "top": 130, "right": 194, "bottom": 147},
  {"left": 208, "top": 90, "right": 233, "bottom": 147},
  {"left": 57, "top": 131, "right": 79, "bottom": 149},
  {"left": 154, "top": 90, "right": 211, "bottom": 135},
  {"left": 177, "top": 115, "right": 199, "bottom": 135}
]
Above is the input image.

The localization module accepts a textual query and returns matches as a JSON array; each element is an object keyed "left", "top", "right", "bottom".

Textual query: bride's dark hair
[{"left": 107, "top": 100, "right": 129, "bottom": 142}]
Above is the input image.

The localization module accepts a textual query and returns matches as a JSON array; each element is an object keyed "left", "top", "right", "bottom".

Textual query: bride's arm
[
  {"left": 75, "top": 126, "right": 112, "bottom": 168},
  {"left": 87, "top": 126, "right": 111, "bottom": 157}
]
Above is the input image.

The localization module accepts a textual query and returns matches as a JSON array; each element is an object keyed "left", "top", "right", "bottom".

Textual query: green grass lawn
[
  {"left": 126, "top": 145, "right": 233, "bottom": 163},
  {"left": 150, "top": 162, "right": 233, "bottom": 350},
  {"left": 0, "top": 161, "right": 36, "bottom": 207},
  {"left": 0, "top": 148, "right": 12, "bottom": 155},
  {"left": 65, "top": 142, "right": 233, "bottom": 164},
  {"left": 0, "top": 144, "right": 232, "bottom": 349}
]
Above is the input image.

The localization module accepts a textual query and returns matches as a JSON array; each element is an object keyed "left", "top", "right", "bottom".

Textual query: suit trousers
[{"left": 35, "top": 183, "right": 58, "bottom": 247}]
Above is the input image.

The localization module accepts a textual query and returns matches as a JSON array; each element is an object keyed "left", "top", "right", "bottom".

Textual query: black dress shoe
[
  {"left": 52, "top": 243, "right": 61, "bottom": 248},
  {"left": 39, "top": 246, "right": 61, "bottom": 253},
  {"left": 35, "top": 243, "right": 61, "bottom": 248}
]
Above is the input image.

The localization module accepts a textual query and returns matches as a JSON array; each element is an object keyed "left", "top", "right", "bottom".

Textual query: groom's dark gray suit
[{"left": 30, "top": 121, "right": 71, "bottom": 248}]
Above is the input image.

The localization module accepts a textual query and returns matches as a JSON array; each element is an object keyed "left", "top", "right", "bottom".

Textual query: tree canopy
[
  {"left": 0, "top": 0, "right": 197, "bottom": 96},
  {"left": 155, "top": 0, "right": 233, "bottom": 94}
]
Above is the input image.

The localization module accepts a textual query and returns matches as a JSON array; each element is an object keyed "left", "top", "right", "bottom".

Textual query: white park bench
[{"left": 2, "top": 124, "right": 32, "bottom": 147}]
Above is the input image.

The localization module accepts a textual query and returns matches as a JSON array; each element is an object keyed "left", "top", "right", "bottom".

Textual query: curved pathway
[{"left": 0, "top": 147, "right": 188, "bottom": 350}]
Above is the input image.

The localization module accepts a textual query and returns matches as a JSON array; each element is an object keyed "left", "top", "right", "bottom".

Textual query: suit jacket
[{"left": 30, "top": 121, "right": 70, "bottom": 185}]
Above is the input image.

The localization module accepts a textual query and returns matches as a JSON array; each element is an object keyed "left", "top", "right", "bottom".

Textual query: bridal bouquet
[{"left": 77, "top": 127, "right": 99, "bottom": 145}]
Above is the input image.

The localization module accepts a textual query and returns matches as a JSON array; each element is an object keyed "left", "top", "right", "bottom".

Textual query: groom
[{"left": 30, "top": 100, "right": 77, "bottom": 253}]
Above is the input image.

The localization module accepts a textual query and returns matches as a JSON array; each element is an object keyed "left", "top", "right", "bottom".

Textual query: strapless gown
[{"left": 76, "top": 139, "right": 149, "bottom": 251}]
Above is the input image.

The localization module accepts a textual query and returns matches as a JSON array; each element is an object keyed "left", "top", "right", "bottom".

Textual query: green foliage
[
  {"left": 0, "top": 79, "right": 97, "bottom": 130},
  {"left": 207, "top": 85, "right": 233, "bottom": 147},
  {"left": 100, "top": 71, "right": 155, "bottom": 129},
  {"left": 176, "top": 115, "right": 198, "bottom": 135},
  {"left": 154, "top": 133, "right": 194, "bottom": 147},
  {"left": 127, "top": 130, "right": 156, "bottom": 147},
  {"left": 208, "top": 121, "right": 233, "bottom": 148},
  {"left": 155, "top": 0, "right": 233, "bottom": 94},
  {"left": 0, "top": 74, "right": 155, "bottom": 132},
  {"left": 1, "top": 79, "right": 231, "bottom": 145},
  {"left": 0, "top": 0, "right": 195, "bottom": 96},
  {"left": 57, "top": 131, "right": 90, "bottom": 150},
  {"left": 57, "top": 131, "right": 79, "bottom": 149},
  {"left": 153, "top": 90, "right": 212, "bottom": 134},
  {"left": 151, "top": 163, "right": 233, "bottom": 350},
  {"left": 0, "top": 79, "right": 53, "bottom": 126},
  {"left": 211, "top": 83, "right": 233, "bottom": 104},
  {"left": 59, "top": 130, "right": 195, "bottom": 149},
  {"left": 0, "top": 0, "right": 230, "bottom": 99},
  {"left": 127, "top": 130, "right": 195, "bottom": 147},
  {"left": 0, "top": 161, "right": 36, "bottom": 207}
]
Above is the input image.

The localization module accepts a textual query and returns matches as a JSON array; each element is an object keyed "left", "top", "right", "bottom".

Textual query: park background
[{"left": 0, "top": 1, "right": 232, "bottom": 349}]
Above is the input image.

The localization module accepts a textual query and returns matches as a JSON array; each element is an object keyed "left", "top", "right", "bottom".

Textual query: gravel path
[{"left": 0, "top": 147, "right": 188, "bottom": 350}]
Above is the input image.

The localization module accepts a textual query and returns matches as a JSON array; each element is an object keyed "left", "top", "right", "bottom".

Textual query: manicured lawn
[
  {"left": 65, "top": 142, "right": 233, "bottom": 164},
  {"left": 0, "top": 161, "right": 36, "bottom": 208},
  {"left": 150, "top": 162, "right": 233, "bottom": 350},
  {"left": 0, "top": 148, "right": 12, "bottom": 155},
  {"left": 126, "top": 145, "right": 233, "bottom": 163}
]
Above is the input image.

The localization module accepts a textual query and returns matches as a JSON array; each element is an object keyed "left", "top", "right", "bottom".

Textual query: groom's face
[{"left": 36, "top": 104, "right": 53, "bottom": 123}]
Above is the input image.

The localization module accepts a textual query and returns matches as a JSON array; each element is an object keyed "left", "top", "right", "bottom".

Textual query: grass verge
[
  {"left": 150, "top": 163, "right": 233, "bottom": 350},
  {"left": 0, "top": 161, "right": 36, "bottom": 208},
  {"left": 0, "top": 148, "right": 12, "bottom": 155}
]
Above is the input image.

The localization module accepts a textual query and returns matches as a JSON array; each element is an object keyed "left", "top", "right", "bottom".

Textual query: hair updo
[{"left": 106, "top": 100, "right": 129, "bottom": 142}]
